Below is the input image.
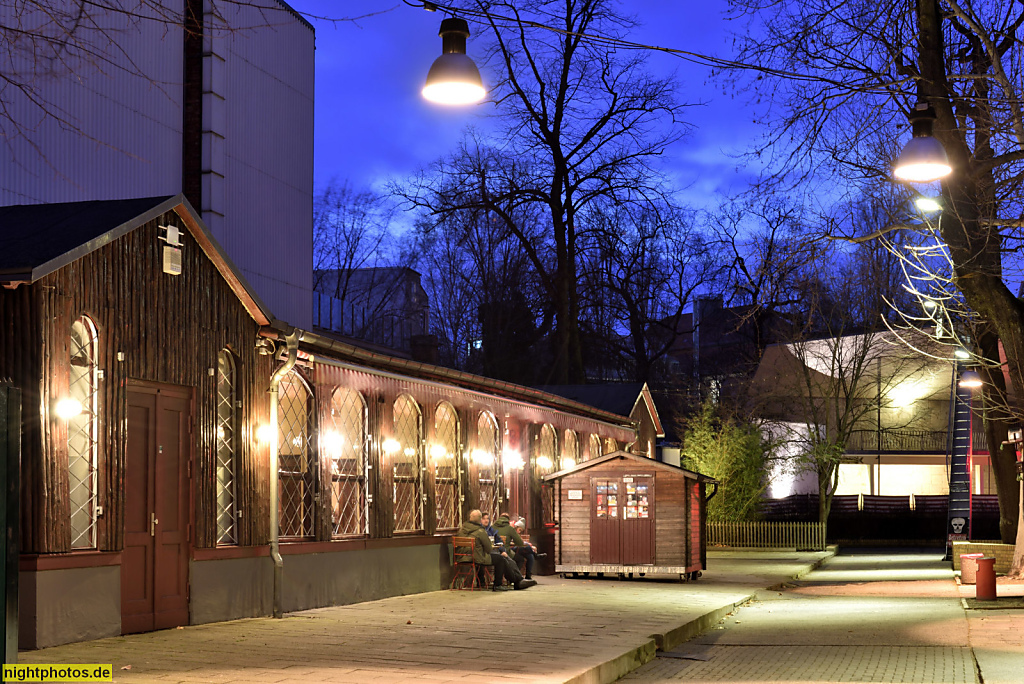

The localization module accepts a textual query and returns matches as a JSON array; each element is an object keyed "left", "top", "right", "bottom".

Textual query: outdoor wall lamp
[
  {"left": 958, "top": 369, "right": 983, "bottom": 389},
  {"left": 560, "top": 456, "right": 576, "bottom": 470},
  {"left": 535, "top": 455, "right": 553, "bottom": 471},
  {"left": 429, "top": 444, "right": 448, "bottom": 459},
  {"left": 893, "top": 102, "right": 952, "bottom": 182},
  {"left": 422, "top": 17, "right": 486, "bottom": 105},
  {"left": 53, "top": 397, "right": 83, "bottom": 420},
  {"left": 502, "top": 449, "right": 524, "bottom": 470},
  {"left": 382, "top": 438, "right": 401, "bottom": 455},
  {"left": 256, "top": 424, "right": 274, "bottom": 442},
  {"left": 471, "top": 449, "right": 495, "bottom": 465}
]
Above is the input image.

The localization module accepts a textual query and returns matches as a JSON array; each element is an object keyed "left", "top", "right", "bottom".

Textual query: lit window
[
  {"left": 393, "top": 395, "right": 423, "bottom": 532},
  {"left": 327, "top": 387, "right": 367, "bottom": 537},
  {"left": 476, "top": 412, "right": 500, "bottom": 520},
  {"left": 68, "top": 317, "right": 99, "bottom": 549},
  {"left": 278, "top": 371, "right": 315, "bottom": 538},
  {"left": 433, "top": 402, "right": 460, "bottom": 531},
  {"left": 215, "top": 351, "right": 237, "bottom": 544}
]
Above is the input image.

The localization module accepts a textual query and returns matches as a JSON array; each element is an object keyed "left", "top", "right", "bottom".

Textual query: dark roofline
[
  {"left": 273, "top": 0, "right": 315, "bottom": 32},
  {"left": 542, "top": 450, "right": 714, "bottom": 483},
  {"left": 263, "top": 326, "right": 638, "bottom": 431}
]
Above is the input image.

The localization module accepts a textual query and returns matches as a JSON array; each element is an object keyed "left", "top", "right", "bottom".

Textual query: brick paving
[
  {"left": 19, "top": 551, "right": 829, "bottom": 683},
  {"left": 622, "top": 551, "right": 995, "bottom": 684}
]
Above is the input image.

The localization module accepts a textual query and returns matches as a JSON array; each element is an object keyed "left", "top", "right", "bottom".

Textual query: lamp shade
[
  {"left": 893, "top": 102, "right": 952, "bottom": 182},
  {"left": 893, "top": 136, "right": 952, "bottom": 182},
  {"left": 958, "top": 370, "right": 983, "bottom": 389},
  {"left": 422, "top": 18, "right": 485, "bottom": 105}
]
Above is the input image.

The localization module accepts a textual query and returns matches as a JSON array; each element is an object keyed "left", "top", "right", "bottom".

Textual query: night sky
[{"left": 291, "top": 0, "right": 764, "bottom": 211}]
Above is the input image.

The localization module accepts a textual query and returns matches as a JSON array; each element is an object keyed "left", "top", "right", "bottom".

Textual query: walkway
[
  {"left": 19, "top": 550, "right": 830, "bottom": 683},
  {"left": 623, "top": 549, "right": 1024, "bottom": 684}
]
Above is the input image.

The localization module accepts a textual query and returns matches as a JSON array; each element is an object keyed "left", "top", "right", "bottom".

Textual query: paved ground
[
  {"left": 622, "top": 549, "right": 1024, "bottom": 684},
  {"left": 19, "top": 550, "right": 831, "bottom": 683}
]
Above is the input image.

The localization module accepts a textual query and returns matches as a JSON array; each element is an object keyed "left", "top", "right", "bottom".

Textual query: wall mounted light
[
  {"left": 471, "top": 449, "right": 495, "bottom": 465},
  {"left": 382, "top": 438, "right": 401, "bottom": 455},
  {"left": 560, "top": 456, "right": 576, "bottom": 471},
  {"left": 535, "top": 455, "right": 553, "bottom": 471},
  {"left": 54, "top": 398, "right": 83, "bottom": 420},
  {"left": 429, "top": 444, "right": 448, "bottom": 459},
  {"left": 502, "top": 449, "right": 524, "bottom": 470},
  {"left": 256, "top": 424, "right": 274, "bottom": 442},
  {"left": 422, "top": 18, "right": 486, "bottom": 105}
]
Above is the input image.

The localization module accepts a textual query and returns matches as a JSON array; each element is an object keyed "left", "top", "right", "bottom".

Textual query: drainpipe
[{"left": 268, "top": 330, "right": 299, "bottom": 619}]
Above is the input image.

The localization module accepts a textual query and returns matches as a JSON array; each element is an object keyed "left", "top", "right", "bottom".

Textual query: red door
[
  {"left": 590, "top": 478, "right": 620, "bottom": 563},
  {"left": 122, "top": 384, "right": 191, "bottom": 634},
  {"left": 621, "top": 475, "right": 655, "bottom": 565}
]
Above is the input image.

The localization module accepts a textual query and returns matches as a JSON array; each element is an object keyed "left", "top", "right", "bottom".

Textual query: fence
[{"left": 707, "top": 521, "right": 827, "bottom": 551}]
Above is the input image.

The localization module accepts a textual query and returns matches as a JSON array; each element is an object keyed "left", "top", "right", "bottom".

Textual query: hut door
[
  {"left": 122, "top": 385, "right": 191, "bottom": 634},
  {"left": 621, "top": 475, "right": 655, "bottom": 565},
  {"left": 590, "top": 478, "right": 620, "bottom": 563}
]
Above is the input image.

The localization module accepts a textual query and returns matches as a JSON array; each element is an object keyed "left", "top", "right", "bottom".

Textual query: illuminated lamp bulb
[
  {"left": 922, "top": 298, "right": 937, "bottom": 311},
  {"left": 535, "top": 456, "right": 553, "bottom": 471},
  {"left": 255, "top": 424, "right": 274, "bottom": 443},
  {"left": 893, "top": 103, "right": 951, "bottom": 182},
  {"left": 915, "top": 196, "right": 942, "bottom": 213},
  {"left": 560, "top": 456, "right": 576, "bottom": 471},
  {"left": 472, "top": 449, "right": 494, "bottom": 465},
  {"left": 422, "top": 18, "right": 485, "bottom": 105},
  {"left": 958, "top": 370, "right": 983, "bottom": 389},
  {"left": 430, "top": 444, "right": 448, "bottom": 459},
  {"left": 954, "top": 348, "right": 971, "bottom": 360},
  {"left": 54, "top": 398, "right": 83, "bottom": 420},
  {"left": 382, "top": 438, "right": 401, "bottom": 455},
  {"left": 502, "top": 449, "right": 524, "bottom": 470}
]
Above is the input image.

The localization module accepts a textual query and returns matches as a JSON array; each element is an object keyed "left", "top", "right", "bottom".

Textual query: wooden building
[
  {"left": 543, "top": 451, "right": 713, "bottom": 579},
  {"left": 0, "top": 196, "right": 640, "bottom": 648}
]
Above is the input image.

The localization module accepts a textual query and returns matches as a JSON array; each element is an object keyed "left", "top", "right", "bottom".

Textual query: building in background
[{"left": 0, "top": 0, "right": 314, "bottom": 327}]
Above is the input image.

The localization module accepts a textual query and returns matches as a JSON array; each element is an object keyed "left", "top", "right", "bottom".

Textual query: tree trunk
[
  {"left": 1011, "top": 481, "right": 1024, "bottom": 578},
  {"left": 979, "top": 331, "right": 1021, "bottom": 543}
]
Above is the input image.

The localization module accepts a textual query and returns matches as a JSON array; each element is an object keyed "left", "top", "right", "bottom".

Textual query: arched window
[
  {"left": 215, "top": 350, "right": 237, "bottom": 544},
  {"left": 588, "top": 434, "right": 603, "bottom": 462},
  {"left": 432, "top": 402, "right": 460, "bottom": 531},
  {"left": 68, "top": 316, "right": 99, "bottom": 549},
  {"left": 475, "top": 412, "right": 501, "bottom": 520},
  {"left": 562, "top": 429, "right": 579, "bottom": 470},
  {"left": 393, "top": 395, "right": 423, "bottom": 533},
  {"left": 278, "top": 370, "right": 315, "bottom": 538},
  {"left": 534, "top": 424, "right": 557, "bottom": 476},
  {"left": 327, "top": 387, "right": 367, "bottom": 537},
  {"left": 604, "top": 437, "right": 618, "bottom": 454}
]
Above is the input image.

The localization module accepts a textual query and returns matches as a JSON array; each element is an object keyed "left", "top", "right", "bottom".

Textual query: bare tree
[
  {"left": 727, "top": 0, "right": 1024, "bottom": 567},
  {"left": 402, "top": 0, "right": 687, "bottom": 383}
]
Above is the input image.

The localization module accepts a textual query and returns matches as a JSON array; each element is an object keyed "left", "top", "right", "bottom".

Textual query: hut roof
[{"left": 542, "top": 450, "right": 715, "bottom": 483}]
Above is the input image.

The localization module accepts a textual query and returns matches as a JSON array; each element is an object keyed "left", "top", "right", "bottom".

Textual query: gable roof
[
  {"left": 0, "top": 195, "right": 274, "bottom": 327},
  {"left": 536, "top": 383, "right": 664, "bottom": 437},
  {"left": 541, "top": 450, "right": 713, "bottom": 483}
]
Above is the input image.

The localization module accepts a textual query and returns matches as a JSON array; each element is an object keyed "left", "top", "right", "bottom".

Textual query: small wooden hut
[{"left": 542, "top": 451, "right": 714, "bottom": 580}]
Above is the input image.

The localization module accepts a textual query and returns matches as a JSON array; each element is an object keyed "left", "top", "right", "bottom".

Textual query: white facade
[{"left": 0, "top": 0, "right": 314, "bottom": 327}]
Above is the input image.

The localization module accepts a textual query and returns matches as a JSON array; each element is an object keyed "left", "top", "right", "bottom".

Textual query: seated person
[
  {"left": 458, "top": 509, "right": 532, "bottom": 590},
  {"left": 493, "top": 512, "right": 545, "bottom": 581}
]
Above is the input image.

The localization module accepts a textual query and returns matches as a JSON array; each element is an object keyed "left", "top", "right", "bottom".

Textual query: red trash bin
[
  {"left": 960, "top": 553, "right": 985, "bottom": 585},
  {"left": 975, "top": 556, "right": 997, "bottom": 601}
]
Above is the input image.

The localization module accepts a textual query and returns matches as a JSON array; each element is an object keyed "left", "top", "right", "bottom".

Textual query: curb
[{"left": 560, "top": 550, "right": 836, "bottom": 684}]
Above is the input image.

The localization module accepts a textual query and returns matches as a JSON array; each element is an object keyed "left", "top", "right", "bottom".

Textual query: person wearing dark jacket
[
  {"left": 493, "top": 513, "right": 544, "bottom": 580},
  {"left": 458, "top": 510, "right": 508, "bottom": 590}
]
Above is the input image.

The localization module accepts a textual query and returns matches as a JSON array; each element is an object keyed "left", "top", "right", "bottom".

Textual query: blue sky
[{"left": 290, "top": 0, "right": 764, "bottom": 210}]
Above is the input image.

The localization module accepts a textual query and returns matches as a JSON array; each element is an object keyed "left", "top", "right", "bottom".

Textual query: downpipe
[{"left": 269, "top": 330, "right": 299, "bottom": 619}]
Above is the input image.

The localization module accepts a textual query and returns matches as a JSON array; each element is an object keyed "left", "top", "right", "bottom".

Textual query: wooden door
[
  {"left": 590, "top": 477, "right": 620, "bottom": 563},
  {"left": 122, "top": 384, "right": 191, "bottom": 634},
  {"left": 621, "top": 475, "right": 655, "bottom": 565}
]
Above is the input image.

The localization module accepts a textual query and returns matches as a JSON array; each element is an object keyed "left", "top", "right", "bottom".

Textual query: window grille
[
  {"left": 327, "top": 387, "right": 367, "bottom": 537},
  {"left": 68, "top": 317, "right": 99, "bottom": 549},
  {"left": 278, "top": 371, "right": 315, "bottom": 538},
  {"left": 215, "top": 351, "right": 237, "bottom": 544},
  {"left": 604, "top": 437, "right": 618, "bottom": 454},
  {"left": 476, "top": 412, "right": 501, "bottom": 519},
  {"left": 392, "top": 395, "right": 423, "bottom": 533},
  {"left": 535, "top": 424, "right": 557, "bottom": 477},
  {"left": 588, "top": 434, "right": 603, "bottom": 462},
  {"left": 432, "top": 402, "right": 460, "bottom": 531},
  {"left": 564, "top": 429, "right": 579, "bottom": 467}
]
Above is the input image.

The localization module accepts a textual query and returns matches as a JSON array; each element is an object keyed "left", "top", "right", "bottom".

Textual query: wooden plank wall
[
  {"left": 556, "top": 471, "right": 591, "bottom": 565},
  {"left": 655, "top": 472, "right": 687, "bottom": 567},
  {"left": 17, "top": 212, "right": 270, "bottom": 553}
]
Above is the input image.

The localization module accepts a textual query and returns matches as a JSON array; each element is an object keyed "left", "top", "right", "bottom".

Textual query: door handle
[{"left": 151, "top": 513, "right": 159, "bottom": 537}]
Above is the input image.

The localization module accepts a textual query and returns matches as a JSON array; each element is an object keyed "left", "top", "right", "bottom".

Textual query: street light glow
[
  {"left": 893, "top": 103, "right": 952, "bottom": 182},
  {"left": 958, "top": 370, "right": 983, "bottom": 389},
  {"left": 422, "top": 18, "right": 485, "bottom": 105},
  {"left": 915, "top": 196, "right": 942, "bottom": 213}
]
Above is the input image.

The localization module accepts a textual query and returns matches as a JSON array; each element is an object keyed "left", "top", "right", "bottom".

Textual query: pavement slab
[
  {"left": 19, "top": 550, "right": 830, "bottom": 684},
  {"left": 618, "top": 552, "right": 978, "bottom": 679}
]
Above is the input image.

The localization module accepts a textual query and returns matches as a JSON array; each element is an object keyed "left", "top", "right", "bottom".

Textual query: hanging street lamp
[
  {"left": 893, "top": 102, "right": 952, "bottom": 182},
  {"left": 422, "top": 18, "right": 486, "bottom": 105}
]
